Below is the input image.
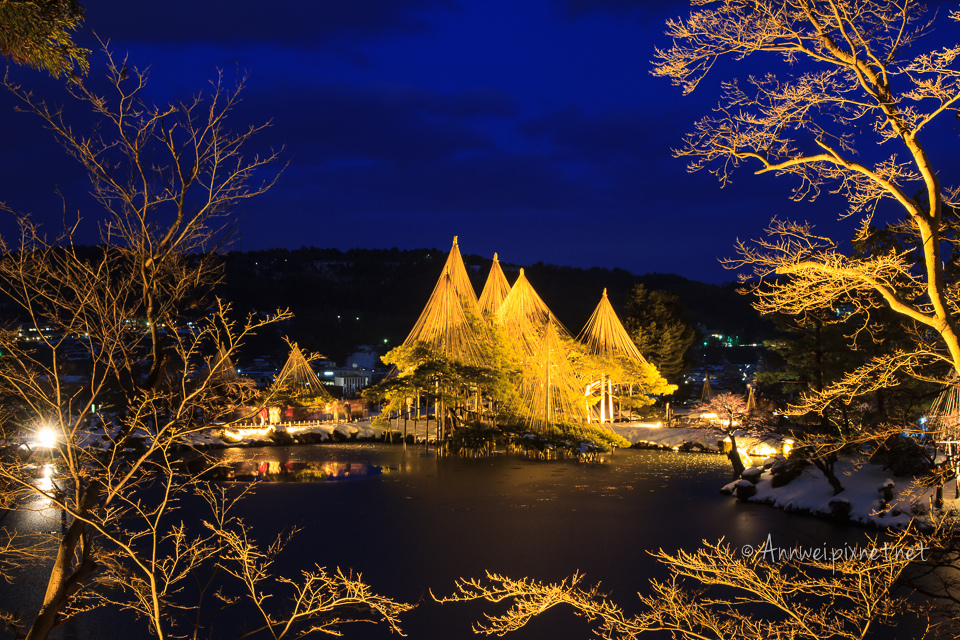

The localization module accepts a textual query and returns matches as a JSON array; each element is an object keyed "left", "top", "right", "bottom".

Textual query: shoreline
[{"left": 90, "top": 418, "right": 938, "bottom": 531}]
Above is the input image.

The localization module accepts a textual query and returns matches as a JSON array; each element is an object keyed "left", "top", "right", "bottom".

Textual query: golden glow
[
  {"left": 782, "top": 438, "right": 794, "bottom": 456},
  {"left": 36, "top": 463, "right": 56, "bottom": 500},
  {"left": 36, "top": 427, "right": 56, "bottom": 448},
  {"left": 224, "top": 426, "right": 275, "bottom": 439},
  {"left": 750, "top": 444, "right": 779, "bottom": 458}
]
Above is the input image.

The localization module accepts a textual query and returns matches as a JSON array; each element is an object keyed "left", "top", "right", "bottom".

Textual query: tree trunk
[
  {"left": 726, "top": 431, "right": 746, "bottom": 477},
  {"left": 27, "top": 483, "right": 102, "bottom": 640},
  {"left": 812, "top": 454, "right": 845, "bottom": 496}
]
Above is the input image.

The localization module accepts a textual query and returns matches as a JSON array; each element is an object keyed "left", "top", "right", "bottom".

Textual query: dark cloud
[
  {"left": 232, "top": 82, "right": 516, "bottom": 167},
  {"left": 557, "top": 0, "right": 682, "bottom": 19},
  {"left": 83, "top": 0, "right": 457, "bottom": 47},
  {"left": 3, "top": 0, "right": 807, "bottom": 284},
  {"left": 520, "top": 107, "right": 656, "bottom": 162},
  {"left": 272, "top": 150, "right": 597, "bottom": 216}
]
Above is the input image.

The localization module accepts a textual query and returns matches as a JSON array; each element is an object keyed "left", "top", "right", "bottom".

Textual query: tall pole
[
  {"left": 600, "top": 373, "right": 606, "bottom": 424},
  {"left": 545, "top": 323, "right": 552, "bottom": 425},
  {"left": 608, "top": 378, "right": 614, "bottom": 423},
  {"left": 585, "top": 383, "right": 591, "bottom": 423}
]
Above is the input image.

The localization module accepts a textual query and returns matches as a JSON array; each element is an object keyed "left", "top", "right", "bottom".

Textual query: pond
[
  {"left": 202, "top": 443, "right": 891, "bottom": 640},
  {"left": 3, "top": 443, "right": 914, "bottom": 639}
]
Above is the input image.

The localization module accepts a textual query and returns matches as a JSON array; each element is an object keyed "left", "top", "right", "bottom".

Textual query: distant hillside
[{"left": 217, "top": 247, "right": 774, "bottom": 366}]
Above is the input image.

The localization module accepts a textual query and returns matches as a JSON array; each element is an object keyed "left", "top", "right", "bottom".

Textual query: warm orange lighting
[{"left": 36, "top": 427, "right": 56, "bottom": 448}]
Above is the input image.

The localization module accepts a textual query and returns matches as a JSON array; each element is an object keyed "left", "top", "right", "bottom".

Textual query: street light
[{"left": 36, "top": 426, "right": 57, "bottom": 449}]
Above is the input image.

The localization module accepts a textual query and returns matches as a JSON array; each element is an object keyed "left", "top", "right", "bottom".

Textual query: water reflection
[
  {"left": 195, "top": 444, "right": 888, "bottom": 640},
  {"left": 207, "top": 459, "right": 383, "bottom": 482},
  {"left": 27, "top": 444, "right": 909, "bottom": 640}
]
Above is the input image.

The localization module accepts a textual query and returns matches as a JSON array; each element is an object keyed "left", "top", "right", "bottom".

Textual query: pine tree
[
  {"left": 0, "top": 0, "right": 88, "bottom": 77},
  {"left": 624, "top": 284, "right": 695, "bottom": 385}
]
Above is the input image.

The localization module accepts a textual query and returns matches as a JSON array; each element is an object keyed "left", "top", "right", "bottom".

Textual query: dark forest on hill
[{"left": 217, "top": 246, "right": 774, "bottom": 367}]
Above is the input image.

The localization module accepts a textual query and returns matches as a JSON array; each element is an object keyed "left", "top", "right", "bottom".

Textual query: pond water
[
  {"left": 202, "top": 443, "right": 894, "bottom": 640},
  {"left": 3, "top": 443, "right": 916, "bottom": 639}
]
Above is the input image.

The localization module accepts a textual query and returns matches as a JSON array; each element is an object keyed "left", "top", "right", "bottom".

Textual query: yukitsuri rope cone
[
  {"left": 392, "top": 238, "right": 491, "bottom": 439},
  {"left": 275, "top": 342, "right": 333, "bottom": 401},
  {"left": 478, "top": 253, "right": 512, "bottom": 319},
  {"left": 925, "top": 383, "right": 960, "bottom": 499},
  {"left": 211, "top": 344, "right": 241, "bottom": 382},
  {"left": 401, "top": 267, "right": 487, "bottom": 366},
  {"left": 496, "top": 268, "right": 560, "bottom": 352},
  {"left": 401, "top": 237, "right": 486, "bottom": 366},
  {"left": 701, "top": 374, "right": 713, "bottom": 402},
  {"left": 577, "top": 289, "right": 674, "bottom": 423},
  {"left": 497, "top": 268, "right": 585, "bottom": 433},
  {"left": 578, "top": 289, "right": 649, "bottom": 363},
  {"left": 517, "top": 313, "right": 588, "bottom": 433}
]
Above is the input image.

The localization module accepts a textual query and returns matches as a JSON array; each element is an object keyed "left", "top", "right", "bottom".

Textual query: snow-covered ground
[
  {"left": 723, "top": 456, "right": 937, "bottom": 529},
  {"left": 69, "top": 419, "right": 401, "bottom": 453},
  {"left": 191, "top": 420, "right": 397, "bottom": 448},
  {"left": 608, "top": 421, "right": 944, "bottom": 530},
  {"left": 609, "top": 422, "right": 724, "bottom": 449},
  {"left": 608, "top": 422, "right": 786, "bottom": 461}
]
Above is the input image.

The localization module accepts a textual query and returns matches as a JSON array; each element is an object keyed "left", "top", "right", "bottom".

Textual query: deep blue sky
[{"left": 1, "top": 0, "right": 947, "bottom": 284}]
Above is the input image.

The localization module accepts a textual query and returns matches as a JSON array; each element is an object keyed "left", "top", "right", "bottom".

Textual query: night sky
[{"left": 0, "top": 0, "right": 941, "bottom": 284}]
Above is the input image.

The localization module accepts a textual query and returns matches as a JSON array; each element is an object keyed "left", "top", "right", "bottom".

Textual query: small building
[{"left": 333, "top": 367, "right": 374, "bottom": 397}]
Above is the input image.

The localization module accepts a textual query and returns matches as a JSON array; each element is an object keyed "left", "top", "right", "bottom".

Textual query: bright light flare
[
  {"left": 36, "top": 427, "right": 57, "bottom": 448},
  {"left": 36, "top": 463, "right": 56, "bottom": 495}
]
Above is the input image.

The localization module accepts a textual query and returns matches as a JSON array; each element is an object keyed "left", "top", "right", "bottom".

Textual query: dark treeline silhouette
[{"left": 216, "top": 246, "right": 774, "bottom": 367}]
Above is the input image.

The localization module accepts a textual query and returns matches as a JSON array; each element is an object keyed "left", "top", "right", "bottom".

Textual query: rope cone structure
[
  {"left": 577, "top": 289, "right": 662, "bottom": 423},
  {"left": 925, "top": 384, "right": 960, "bottom": 498},
  {"left": 496, "top": 268, "right": 568, "bottom": 353},
  {"left": 444, "top": 236, "right": 480, "bottom": 314},
  {"left": 577, "top": 289, "right": 648, "bottom": 364},
  {"left": 400, "top": 268, "right": 487, "bottom": 366},
  {"left": 211, "top": 344, "right": 240, "bottom": 382},
  {"left": 478, "top": 253, "right": 512, "bottom": 319},
  {"left": 516, "top": 314, "right": 587, "bottom": 433},
  {"left": 383, "top": 237, "right": 492, "bottom": 441},
  {"left": 701, "top": 375, "right": 713, "bottom": 402},
  {"left": 402, "top": 236, "right": 486, "bottom": 365},
  {"left": 274, "top": 342, "right": 333, "bottom": 401},
  {"left": 497, "top": 270, "right": 584, "bottom": 431}
]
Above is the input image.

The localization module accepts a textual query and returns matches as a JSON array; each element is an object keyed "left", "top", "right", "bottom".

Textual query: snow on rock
[
  {"left": 734, "top": 479, "right": 757, "bottom": 499},
  {"left": 609, "top": 423, "right": 725, "bottom": 451},
  {"left": 721, "top": 456, "right": 936, "bottom": 529},
  {"left": 610, "top": 422, "right": 936, "bottom": 530}
]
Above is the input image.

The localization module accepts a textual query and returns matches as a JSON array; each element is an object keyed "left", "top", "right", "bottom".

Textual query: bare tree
[
  {"left": 700, "top": 391, "right": 750, "bottom": 474},
  {"left": 653, "top": 0, "right": 960, "bottom": 407},
  {"left": 0, "top": 50, "right": 411, "bottom": 640},
  {"left": 437, "top": 526, "right": 937, "bottom": 639},
  {"left": 432, "top": 5, "right": 960, "bottom": 638}
]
